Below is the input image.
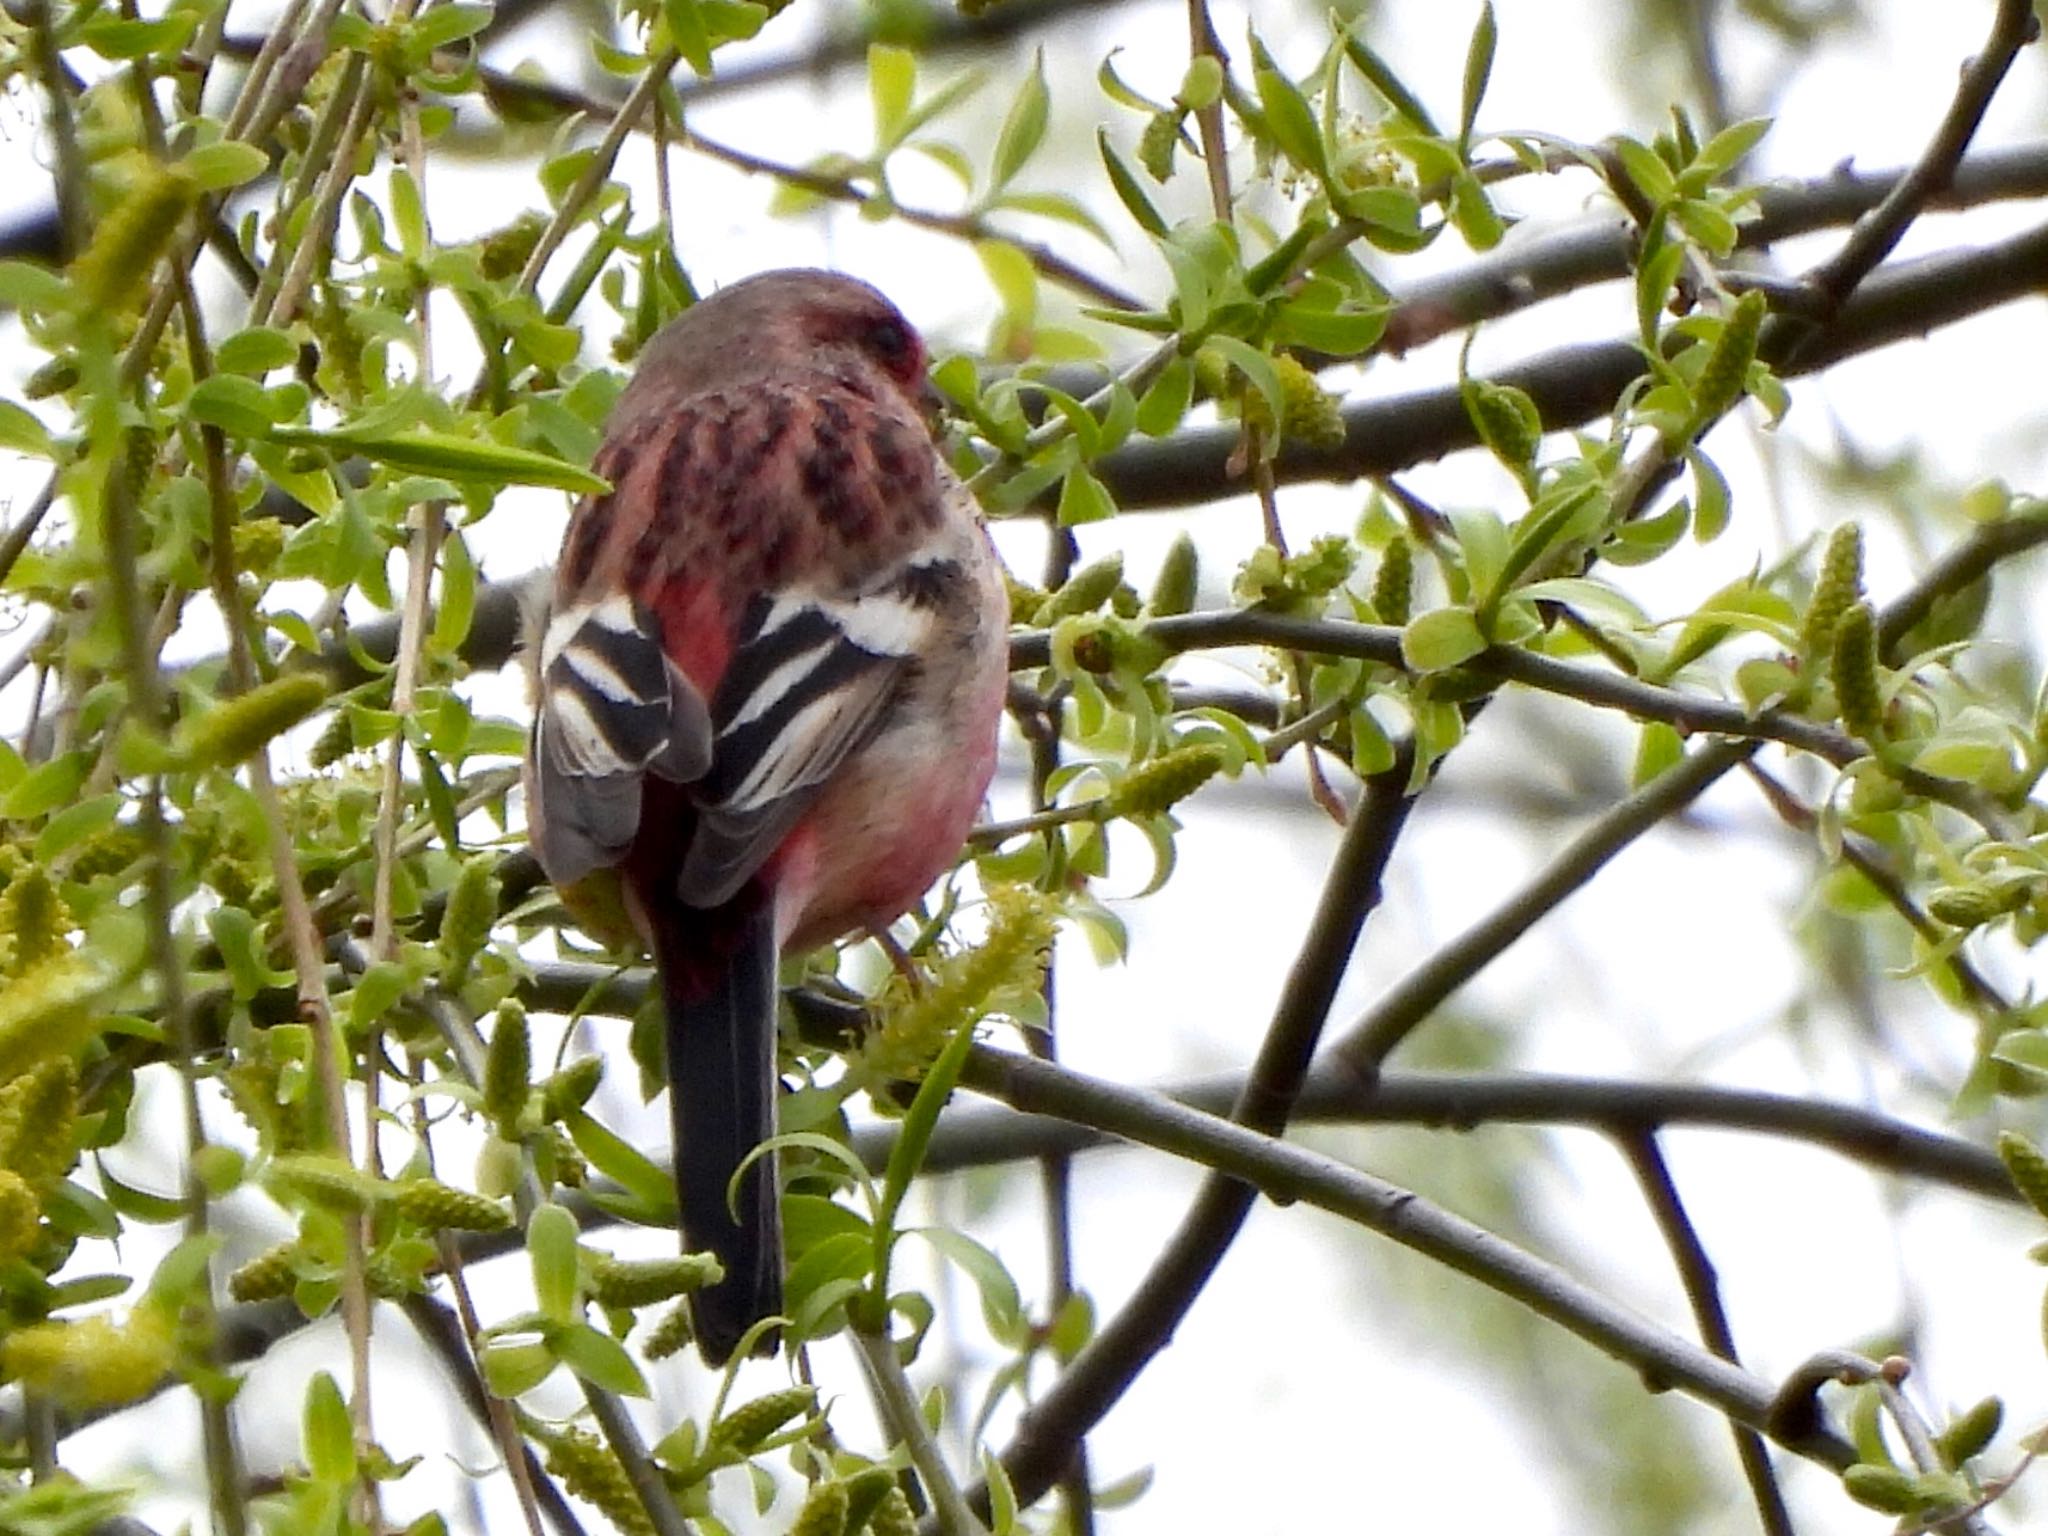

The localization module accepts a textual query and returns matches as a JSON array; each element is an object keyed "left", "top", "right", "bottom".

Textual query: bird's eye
[{"left": 861, "top": 315, "right": 921, "bottom": 377}]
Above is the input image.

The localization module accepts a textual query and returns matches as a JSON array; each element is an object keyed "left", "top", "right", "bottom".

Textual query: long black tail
[{"left": 653, "top": 900, "right": 783, "bottom": 1365}]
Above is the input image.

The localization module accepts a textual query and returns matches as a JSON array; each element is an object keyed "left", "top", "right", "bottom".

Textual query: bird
[{"left": 524, "top": 269, "right": 1010, "bottom": 1365}]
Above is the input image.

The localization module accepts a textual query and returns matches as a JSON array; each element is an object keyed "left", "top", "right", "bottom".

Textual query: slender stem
[
  {"left": 99, "top": 391, "right": 248, "bottom": 1536},
  {"left": 964, "top": 747, "right": 1417, "bottom": 1516},
  {"left": 852, "top": 1325, "right": 990, "bottom": 1536},
  {"left": 1620, "top": 1134, "right": 1795, "bottom": 1536},
  {"left": 950, "top": 1042, "right": 1857, "bottom": 1471}
]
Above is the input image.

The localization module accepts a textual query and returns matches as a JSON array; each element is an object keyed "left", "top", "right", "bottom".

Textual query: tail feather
[{"left": 654, "top": 900, "right": 783, "bottom": 1365}]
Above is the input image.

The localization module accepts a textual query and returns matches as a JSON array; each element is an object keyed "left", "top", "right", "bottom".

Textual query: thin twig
[
  {"left": 1621, "top": 1134, "right": 1796, "bottom": 1536},
  {"left": 960, "top": 746, "right": 1418, "bottom": 1519},
  {"left": 852, "top": 1325, "right": 990, "bottom": 1536}
]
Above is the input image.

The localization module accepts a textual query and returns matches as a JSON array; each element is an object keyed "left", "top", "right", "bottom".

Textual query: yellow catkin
[
  {"left": 227, "top": 1240, "right": 301, "bottom": 1304},
  {"left": 1372, "top": 538, "right": 1414, "bottom": 627},
  {"left": 5, "top": 1310, "right": 174, "bottom": 1410},
  {"left": 0, "top": 1169, "right": 41, "bottom": 1262},
  {"left": 540, "top": 1056, "right": 604, "bottom": 1122},
  {"left": 476, "top": 211, "right": 549, "bottom": 282},
  {"left": 1275, "top": 354, "right": 1346, "bottom": 449},
  {"left": 863, "top": 886, "right": 1058, "bottom": 1082},
  {"left": 1105, "top": 744, "right": 1228, "bottom": 820},
  {"left": 710, "top": 1387, "right": 817, "bottom": 1456},
  {"left": 265, "top": 1155, "right": 379, "bottom": 1213},
  {"left": 69, "top": 163, "right": 197, "bottom": 314},
  {"left": 1997, "top": 1132, "right": 2048, "bottom": 1219},
  {"left": 0, "top": 1057, "right": 78, "bottom": 1185},
  {"left": 481, "top": 1003, "right": 530, "bottom": 1131},
  {"left": 1829, "top": 601, "right": 1883, "bottom": 742},
  {"left": 441, "top": 855, "right": 501, "bottom": 977},
  {"left": 174, "top": 674, "right": 331, "bottom": 771},
  {"left": 1841, "top": 1465, "right": 1922, "bottom": 1516},
  {"left": 1800, "top": 523, "right": 1864, "bottom": 660},
  {"left": 1928, "top": 882, "right": 2026, "bottom": 930},
  {"left": 307, "top": 709, "right": 357, "bottom": 770},
  {"left": 788, "top": 1480, "right": 850, "bottom": 1536},
  {"left": 588, "top": 1253, "right": 722, "bottom": 1309},
  {"left": 1687, "top": 288, "right": 1768, "bottom": 432},
  {"left": 641, "top": 1299, "right": 693, "bottom": 1361},
  {"left": 867, "top": 1487, "right": 917, "bottom": 1536},
  {"left": 1465, "top": 379, "right": 1541, "bottom": 475},
  {"left": 0, "top": 866, "right": 70, "bottom": 975},
  {"left": 542, "top": 1429, "right": 657, "bottom": 1536},
  {"left": 0, "top": 945, "right": 123, "bottom": 1087},
  {"left": 391, "top": 1179, "right": 513, "bottom": 1233}
]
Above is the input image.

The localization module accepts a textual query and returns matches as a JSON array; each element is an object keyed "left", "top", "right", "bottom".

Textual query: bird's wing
[
  {"left": 530, "top": 592, "right": 713, "bottom": 887},
  {"left": 673, "top": 569, "right": 946, "bottom": 908}
]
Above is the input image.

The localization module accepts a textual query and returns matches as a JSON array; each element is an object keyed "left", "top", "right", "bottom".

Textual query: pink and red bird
[{"left": 525, "top": 269, "right": 1009, "bottom": 1364}]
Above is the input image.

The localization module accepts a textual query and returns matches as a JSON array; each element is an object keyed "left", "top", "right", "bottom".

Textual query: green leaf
[
  {"left": 479, "top": 1340, "right": 556, "bottom": 1397},
  {"left": 563, "top": 1109, "right": 676, "bottom": 1221},
  {"left": 664, "top": 0, "right": 714, "bottom": 74},
  {"left": 187, "top": 375, "right": 278, "bottom": 436},
  {"left": 304, "top": 1372, "right": 357, "bottom": 1484},
  {"left": 1253, "top": 46, "right": 1328, "bottom": 181},
  {"left": 215, "top": 327, "right": 299, "bottom": 376},
  {"left": 990, "top": 50, "right": 1050, "bottom": 191},
  {"left": 551, "top": 1321, "right": 649, "bottom": 1396},
  {"left": 0, "top": 261, "right": 65, "bottom": 313},
  {"left": 35, "top": 793, "right": 122, "bottom": 863},
  {"left": 528, "top": 1202, "right": 580, "bottom": 1325},
  {"left": 3, "top": 751, "right": 86, "bottom": 820},
  {"left": 1098, "top": 130, "right": 1168, "bottom": 238},
  {"left": 869, "top": 44, "right": 916, "bottom": 148},
  {"left": 878, "top": 1009, "right": 982, "bottom": 1236},
  {"left": 268, "top": 426, "right": 606, "bottom": 492},
  {"left": 1057, "top": 465, "right": 1115, "bottom": 526},
  {"left": 1402, "top": 606, "right": 1488, "bottom": 671},
  {"left": 1135, "top": 356, "right": 1193, "bottom": 436},
  {"left": 348, "top": 960, "right": 412, "bottom": 1032},
  {"left": 411, "top": 2, "right": 493, "bottom": 50},
  {"left": 1688, "top": 116, "right": 1771, "bottom": 181},
  {"left": 433, "top": 530, "right": 477, "bottom": 654},
  {"left": 0, "top": 400, "right": 52, "bottom": 459},
  {"left": 1458, "top": 2, "right": 1497, "bottom": 155},
  {"left": 1341, "top": 22, "right": 1440, "bottom": 134},
  {"left": 1689, "top": 448, "right": 1731, "bottom": 542},
  {"left": 915, "top": 1227, "right": 1024, "bottom": 1342},
  {"left": 180, "top": 140, "right": 270, "bottom": 193}
]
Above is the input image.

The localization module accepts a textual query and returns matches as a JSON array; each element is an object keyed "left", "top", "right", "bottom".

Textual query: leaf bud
[
  {"left": 1935, "top": 1395, "right": 2002, "bottom": 1467},
  {"left": 1040, "top": 554, "right": 1126, "bottom": 622},
  {"left": 1148, "top": 533, "right": 1199, "bottom": 617},
  {"left": 1998, "top": 1131, "right": 2048, "bottom": 1219}
]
